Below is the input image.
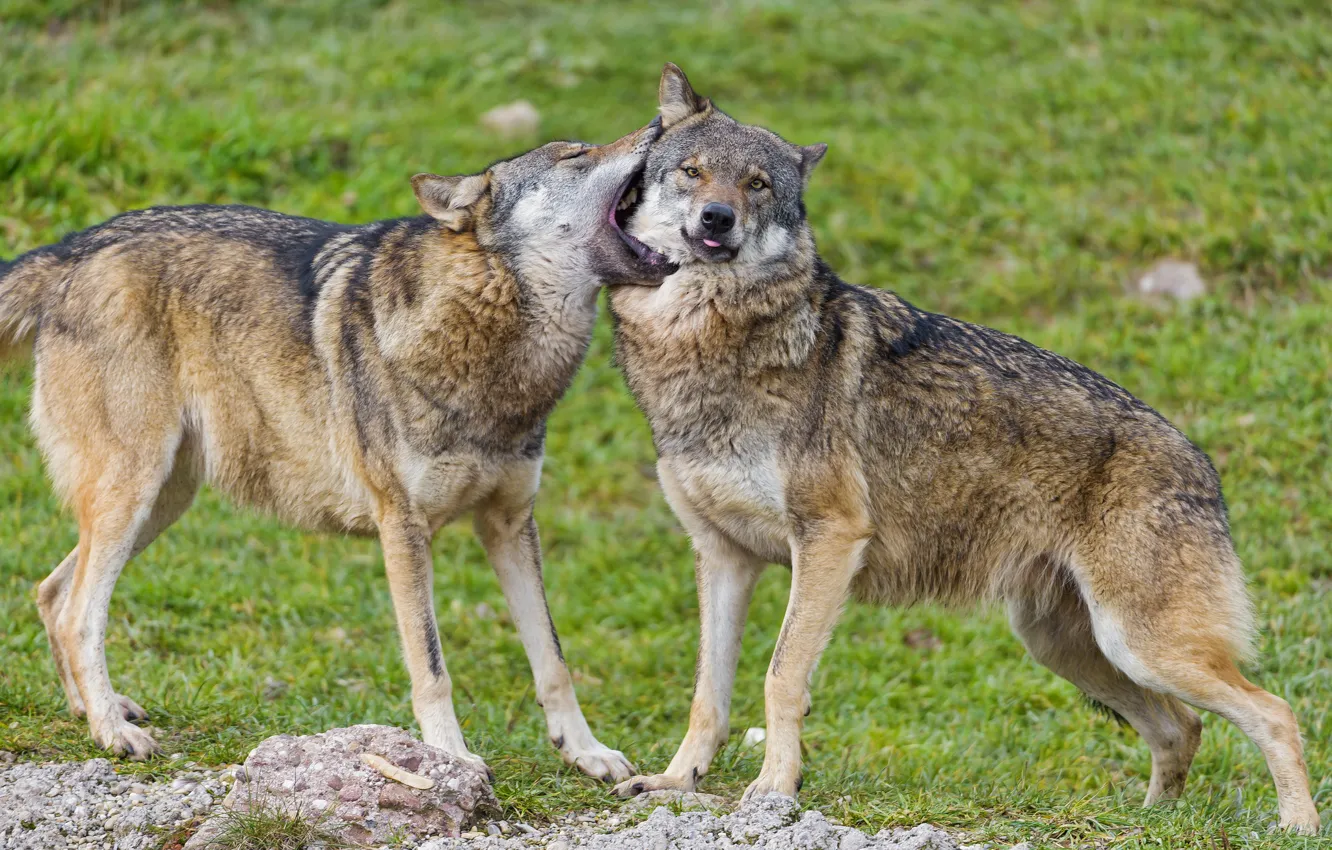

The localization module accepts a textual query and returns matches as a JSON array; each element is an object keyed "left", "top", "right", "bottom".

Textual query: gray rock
[
  {"left": 842, "top": 830, "right": 872, "bottom": 850},
  {"left": 625, "top": 789, "right": 732, "bottom": 813},
  {"left": 1137, "top": 259, "right": 1206, "bottom": 301},
  {"left": 187, "top": 724, "right": 494, "bottom": 847}
]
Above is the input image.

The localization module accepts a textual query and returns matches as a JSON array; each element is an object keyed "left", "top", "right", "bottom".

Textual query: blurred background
[{"left": 1, "top": 2, "right": 1329, "bottom": 845}]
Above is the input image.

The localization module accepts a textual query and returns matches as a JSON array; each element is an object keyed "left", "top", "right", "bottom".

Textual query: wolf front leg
[
  {"left": 378, "top": 505, "right": 489, "bottom": 777},
  {"left": 474, "top": 462, "right": 633, "bottom": 782},
  {"left": 742, "top": 520, "right": 868, "bottom": 802},
  {"left": 614, "top": 521, "right": 765, "bottom": 797}
]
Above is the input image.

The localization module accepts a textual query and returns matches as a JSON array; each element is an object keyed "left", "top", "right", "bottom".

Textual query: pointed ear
[
  {"left": 659, "top": 62, "right": 708, "bottom": 128},
  {"left": 797, "top": 143, "right": 827, "bottom": 186},
  {"left": 411, "top": 172, "right": 491, "bottom": 231}
]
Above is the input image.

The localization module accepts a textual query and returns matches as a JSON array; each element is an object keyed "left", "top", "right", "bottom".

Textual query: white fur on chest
[{"left": 664, "top": 449, "right": 791, "bottom": 563}]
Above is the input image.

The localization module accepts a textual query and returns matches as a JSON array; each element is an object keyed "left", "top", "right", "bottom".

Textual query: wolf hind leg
[
  {"left": 1074, "top": 536, "right": 1319, "bottom": 834},
  {"left": 39, "top": 549, "right": 150, "bottom": 723},
  {"left": 37, "top": 438, "right": 201, "bottom": 724},
  {"left": 1007, "top": 578, "right": 1201, "bottom": 805},
  {"left": 34, "top": 324, "right": 188, "bottom": 759},
  {"left": 37, "top": 549, "right": 87, "bottom": 717}
]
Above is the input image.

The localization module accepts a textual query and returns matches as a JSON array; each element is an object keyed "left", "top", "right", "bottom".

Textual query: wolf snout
[{"left": 700, "top": 202, "right": 735, "bottom": 240}]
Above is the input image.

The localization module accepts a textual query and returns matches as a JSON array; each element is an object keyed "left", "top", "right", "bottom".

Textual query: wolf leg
[
  {"left": 40, "top": 547, "right": 156, "bottom": 724},
  {"left": 742, "top": 523, "right": 866, "bottom": 803},
  {"left": 38, "top": 344, "right": 185, "bottom": 756},
  {"left": 475, "top": 480, "right": 633, "bottom": 783},
  {"left": 1075, "top": 537, "right": 1319, "bottom": 834},
  {"left": 1007, "top": 580, "right": 1201, "bottom": 805},
  {"left": 37, "top": 549, "right": 86, "bottom": 717},
  {"left": 378, "top": 505, "right": 489, "bottom": 777},
  {"left": 613, "top": 523, "right": 764, "bottom": 797},
  {"left": 58, "top": 459, "right": 172, "bottom": 760}
]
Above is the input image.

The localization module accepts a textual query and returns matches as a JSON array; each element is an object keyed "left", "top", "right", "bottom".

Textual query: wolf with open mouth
[
  {"left": 0, "top": 117, "right": 670, "bottom": 782},
  {"left": 607, "top": 64, "right": 1319, "bottom": 834}
]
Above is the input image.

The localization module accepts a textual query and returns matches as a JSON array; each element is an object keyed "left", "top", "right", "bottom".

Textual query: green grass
[
  {"left": 183, "top": 801, "right": 351, "bottom": 850},
  {"left": 2, "top": 1, "right": 1330, "bottom": 847}
]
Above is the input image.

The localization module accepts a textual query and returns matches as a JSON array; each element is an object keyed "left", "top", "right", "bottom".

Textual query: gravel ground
[
  {"left": 0, "top": 757, "right": 227, "bottom": 850},
  {"left": 422, "top": 795, "right": 991, "bottom": 850},
  {"left": 0, "top": 758, "right": 1001, "bottom": 850}
]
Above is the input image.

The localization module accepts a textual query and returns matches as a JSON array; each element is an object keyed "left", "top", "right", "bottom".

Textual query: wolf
[
  {"left": 0, "top": 119, "right": 674, "bottom": 780},
  {"left": 606, "top": 65, "right": 1319, "bottom": 833}
]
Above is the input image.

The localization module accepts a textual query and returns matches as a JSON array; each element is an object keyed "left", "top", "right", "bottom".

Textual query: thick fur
[
  {"left": 607, "top": 65, "right": 1319, "bottom": 833},
  {"left": 0, "top": 123, "right": 670, "bottom": 780}
]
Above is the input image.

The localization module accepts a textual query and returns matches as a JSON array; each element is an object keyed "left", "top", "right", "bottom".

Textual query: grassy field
[{"left": 2, "top": 1, "right": 1330, "bottom": 847}]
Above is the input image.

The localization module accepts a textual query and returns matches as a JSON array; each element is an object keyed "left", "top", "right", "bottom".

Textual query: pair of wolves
[{"left": 0, "top": 65, "right": 1318, "bottom": 833}]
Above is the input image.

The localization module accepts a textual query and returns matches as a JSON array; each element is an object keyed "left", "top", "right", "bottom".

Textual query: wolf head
[
  {"left": 412, "top": 118, "right": 675, "bottom": 292},
  {"left": 623, "top": 64, "right": 826, "bottom": 273}
]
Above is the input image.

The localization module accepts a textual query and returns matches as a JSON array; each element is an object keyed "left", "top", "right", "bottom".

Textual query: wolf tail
[{"left": 0, "top": 248, "right": 57, "bottom": 357}]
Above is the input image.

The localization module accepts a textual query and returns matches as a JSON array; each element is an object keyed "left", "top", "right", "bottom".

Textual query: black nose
[{"left": 700, "top": 202, "right": 735, "bottom": 236}]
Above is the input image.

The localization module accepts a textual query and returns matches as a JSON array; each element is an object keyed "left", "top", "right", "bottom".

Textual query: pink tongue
[{"left": 703, "top": 239, "right": 721, "bottom": 248}]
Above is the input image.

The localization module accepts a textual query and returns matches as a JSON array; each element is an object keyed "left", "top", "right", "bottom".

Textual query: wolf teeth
[{"left": 617, "top": 186, "right": 638, "bottom": 211}]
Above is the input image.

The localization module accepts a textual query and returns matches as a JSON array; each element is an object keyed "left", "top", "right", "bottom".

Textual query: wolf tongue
[{"left": 703, "top": 239, "right": 721, "bottom": 248}]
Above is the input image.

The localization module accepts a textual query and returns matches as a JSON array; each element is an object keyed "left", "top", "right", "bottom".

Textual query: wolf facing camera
[{"left": 607, "top": 64, "right": 1319, "bottom": 834}]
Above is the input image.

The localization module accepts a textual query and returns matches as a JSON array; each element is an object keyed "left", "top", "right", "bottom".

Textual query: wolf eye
[
  {"left": 559, "top": 147, "right": 588, "bottom": 161},
  {"left": 749, "top": 178, "right": 768, "bottom": 191},
  {"left": 682, "top": 166, "right": 700, "bottom": 178}
]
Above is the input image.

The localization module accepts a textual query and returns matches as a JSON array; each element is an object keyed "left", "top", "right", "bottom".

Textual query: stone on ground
[
  {"left": 623, "top": 788, "right": 730, "bottom": 813},
  {"left": 1137, "top": 259, "right": 1207, "bottom": 301},
  {"left": 188, "top": 724, "right": 495, "bottom": 847}
]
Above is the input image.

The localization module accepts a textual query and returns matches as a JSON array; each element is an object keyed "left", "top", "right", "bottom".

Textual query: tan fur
[
  {"left": 2, "top": 124, "right": 667, "bottom": 780},
  {"left": 609, "top": 66, "right": 1319, "bottom": 834}
]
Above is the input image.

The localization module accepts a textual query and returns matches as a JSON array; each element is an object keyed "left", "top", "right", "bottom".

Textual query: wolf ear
[
  {"left": 412, "top": 172, "right": 491, "bottom": 231},
  {"left": 797, "top": 143, "right": 828, "bottom": 186},
  {"left": 659, "top": 63, "right": 708, "bottom": 128}
]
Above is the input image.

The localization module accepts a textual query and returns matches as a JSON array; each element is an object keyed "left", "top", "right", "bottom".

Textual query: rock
[
  {"left": 479, "top": 100, "right": 540, "bottom": 139},
  {"left": 1137, "top": 260, "right": 1206, "bottom": 301},
  {"left": 742, "top": 726, "right": 767, "bottom": 748},
  {"left": 171, "top": 776, "right": 199, "bottom": 794},
  {"left": 187, "top": 724, "right": 494, "bottom": 847},
  {"left": 842, "top": 830, "right": 871, "bottom": 850},
  {"left": 625, "top": 789, "right": 732, "bottom": 813}
]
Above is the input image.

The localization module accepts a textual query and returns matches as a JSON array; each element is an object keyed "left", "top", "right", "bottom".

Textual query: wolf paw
[
  {"left": 612, "top": 772, "right": 694, "bottom": 798},
  {"left": 565, "top": 743, "right": 635, "bottom": 784},
  {"left": 71, "top": 693, "right": 146, "bottom": 722},
  {"left": 116, "top": 694, "right": 149, "bottom": 722},
  {"left": 95, "top": 720, "right": 160, "bottom": 761},
  {"left": 1278, "top": 810, "right": 1320, "bottom": 835},
  {"left": 741, "top": 772, "right": 799, "bottom": 804}
]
